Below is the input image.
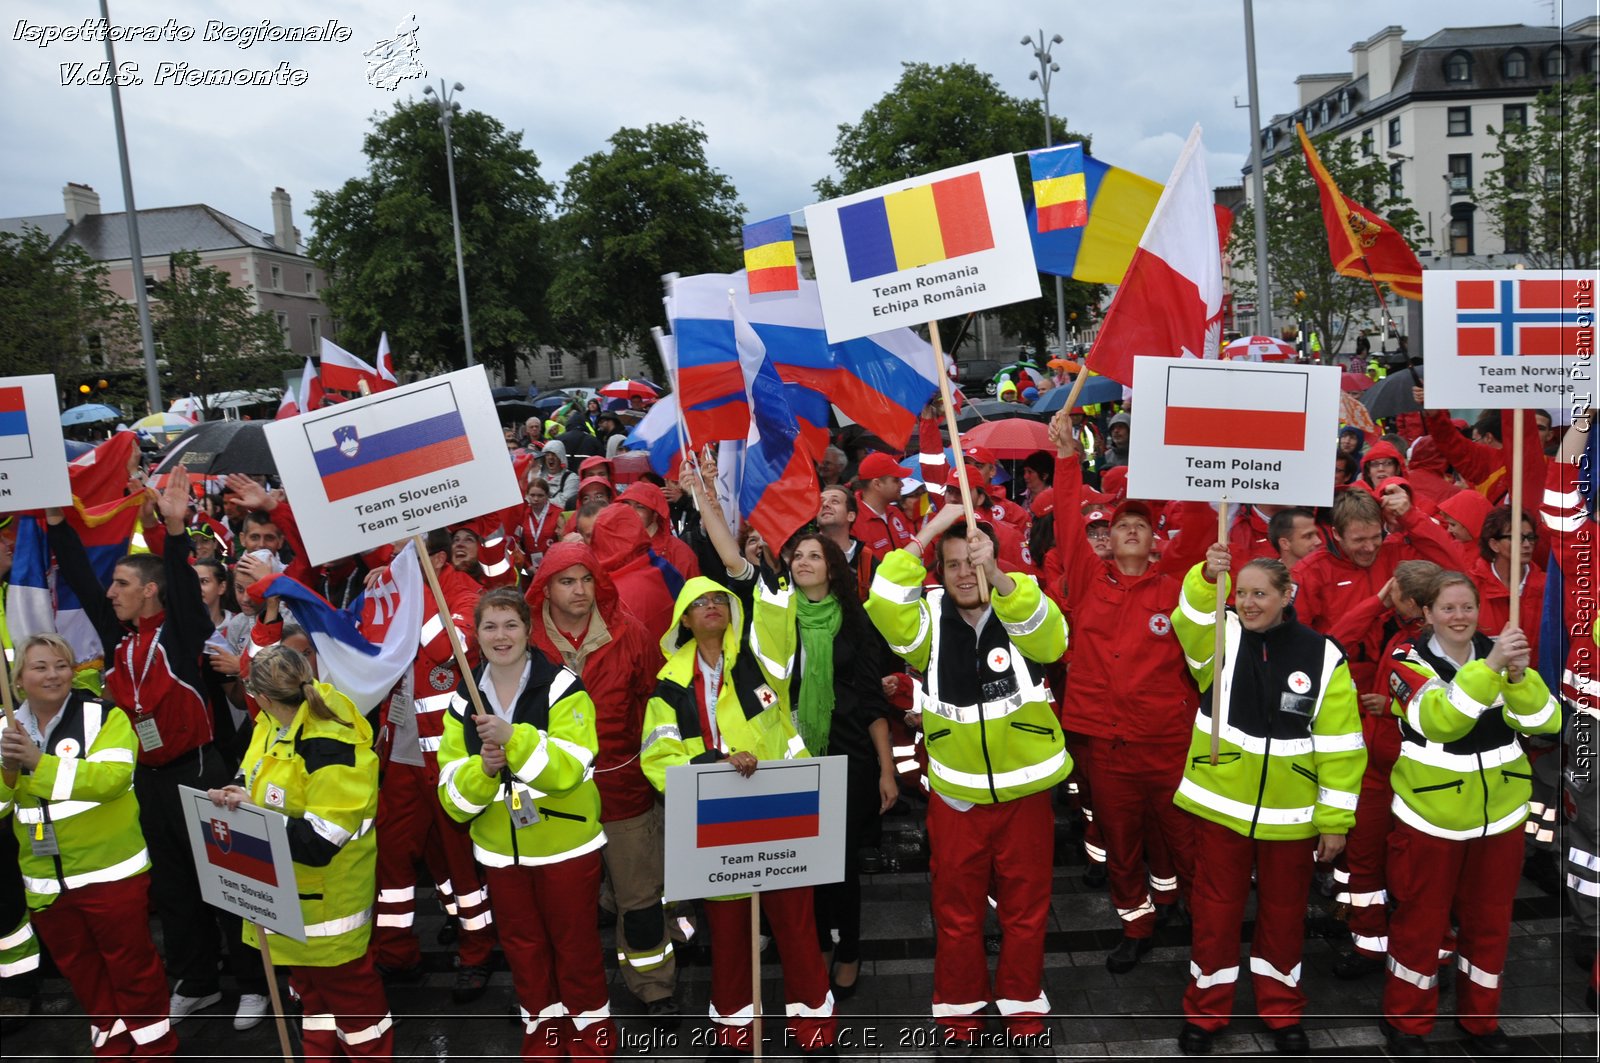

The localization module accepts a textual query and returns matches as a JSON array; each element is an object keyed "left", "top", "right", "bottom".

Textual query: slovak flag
[
  {"left": 307, "top": 381, "right": 474, "bottom": 502},
  {"left": 319, "top": 338, "right": 382, "bottom": 394},
  {"left": 696, "top": 763, "right": 821, "bottom": 848},
  {"left": 202, "top": 815, "right": 278, "bottom": 885},
  {"left": 1162, "top": 364, "right": 1309, "bottom": 451},
  {"left": 1453, "top": 275, "right": 1588, "bottom": 357}
]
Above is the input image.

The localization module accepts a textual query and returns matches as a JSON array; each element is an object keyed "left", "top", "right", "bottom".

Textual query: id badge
[
  {"left": 387, "top": 671, "right": 414, "bottom": 728},
  {"left": 30, "top": 821, "right": 60, "bottom": 858},
  {"left": 504, "top": 786, "right": 540, "bottom": 828},
  {"left": 134, "top": 717, "right": 164, "bottom": 753}
]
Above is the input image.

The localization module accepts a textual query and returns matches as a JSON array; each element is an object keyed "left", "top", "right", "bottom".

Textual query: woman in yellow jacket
[
  {"left": 208, "top": 643, "right": 390, "bottom": 1059},
  {"left": 0, "top": 632, "right": 178, "bottom": 1057}
]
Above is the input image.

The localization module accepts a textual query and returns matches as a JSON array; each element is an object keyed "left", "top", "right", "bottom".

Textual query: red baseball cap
[
  {"left": 1030, "top": 488, "right": 1056, "bottom": 517},
  {"left": 858, "top": 452, "right": 912, "bottom": 479},
  {"left": 961, "top": 445, "right": 998, "bottom": 466},
  {"left": 1084, "top": 508, "right": 1111, "bottom": 526},
  {"left": 1110, "top": 499, "right": 1155, "bottom": 527},
  {"left": 1080, "top": 484, "right": 1114, "bottom": 504}
]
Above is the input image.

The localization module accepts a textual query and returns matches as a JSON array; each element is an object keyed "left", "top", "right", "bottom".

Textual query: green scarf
[{"left": 794, "top": 592, "right": 842, "bottom": 755}]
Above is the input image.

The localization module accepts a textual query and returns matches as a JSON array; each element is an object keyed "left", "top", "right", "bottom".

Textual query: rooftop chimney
[
  {"left": 1365, "top": 25, "right": 1406, "bottom": 100},
  {"left": 63, "top": 182, "right": 100, "bottom": 224},
  {"left": 271, "top": 187, "right": 296, "bottom": 251}
]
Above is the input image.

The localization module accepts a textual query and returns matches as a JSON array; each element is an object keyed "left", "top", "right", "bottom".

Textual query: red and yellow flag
[{"left": 1297, "top": 124, "right": 1423, "bottom": 301}]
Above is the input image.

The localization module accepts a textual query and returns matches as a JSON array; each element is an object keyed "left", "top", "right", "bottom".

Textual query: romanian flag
[
  {"left": 838, "top": 172, "right": 994, "bottom": 282},
  {"left": 1297, "top": 124, "right": 1423, "bottom": 301},
  {"left": 743, "top": 216, "right": 799, "bottom": 294},
  {"left": 695, "top": 763, "right": 821, "bottom": 849},
  {"left": 1028, "top": 144, "right": 1163, "bottom": 285},
  {"left": 308, "top": 382, "right": 474, "bottom": 502}
]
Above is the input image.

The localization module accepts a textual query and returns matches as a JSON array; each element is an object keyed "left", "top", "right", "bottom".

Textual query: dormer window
[
  {"left": 1502, "top": 48, "right": 1529, "bottom": 79},
  {"left": 1444, "top": 51, "right": 1472, "bottom": 82},
  {"left": 1542, "top": 46, "right": 1568, "bottom": 77},
  {"left": 1319, "top": 101, "right": 1331, "bottom": 125},
  {"left": 1339, "top": 91, "right": 1351, "bottom": 116}
]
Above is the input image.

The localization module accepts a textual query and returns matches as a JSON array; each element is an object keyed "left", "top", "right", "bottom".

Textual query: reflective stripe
[
  {"left": 570, "top": 1004, "right": 611, "bottom": 1030},
  {"left": 420, "top": 614, "right": 448, "bottom": 644},
  {"left": 1544, "top": 513, "right": 1586, "bottom": 533},
  {"left": 1505, "top": 695, "right": 1557, "bottom": 731},
  {"left": 1312, "top": 731, "right": 1365, "bottom": 753},
  {"left": 0, "top": 922, "right": 34, "bottom": 949},
  {"left": 1571, "top": 847, "right": 1600, "bottom": 872},
  {"left": 1249, "top": 956, "right": 1301, "bottom": 987},
  {"left": 1390, "top": 795, "right": 1526, "bottom": 840},
  {"left": 520, "top": 1002, "right": 566, "bottom": 1032},
  {"left": 929, "top": 747, "right": 1066, "bottom": 793},
  {"left": 339, "top": 1013, "right": 393, "bottom": 1045},
  {"left": 870, "top": 573, "right": 923, "bottom": 606},
  {"left": 1177, "top": 777, "right": 1313, "bottom": 826},
  {"left": 1149, "top": 874, "right": 1178, "bottom": 892},
  {"left": 375, "top": 914, "right": 414, "bottom": 927},
  {"left": 417, "top": 735, "right": 442, "bottom": 753},
  {"left": 0, "top": 953, "right": 40, "bottom": 977},
  {"left": 1446, "top": 681, "right": 1492, "bottom": 721},
  {"left": 1189, "top": 962, "right": 1239, "bottom": 989},
  {"left": 915, "top": 682, "right": 1050, "bottom": 725},
  {"left": 415, "top": 693, "right": 453, "bottom": 714},
  {"left": 294, "top": 910, "right": 371, "bottom": 938},
  {"left": 995, "top": 992, "right": 1049, "bottom": 1016},
  {"left": 1177, "top": 590, "right": 1214, "bottom": 628},
  {"left": 1084, "top": 843, "right": 1107, "bottom": 862},
  {"left": 459, "top": 911, "right": 494, "bottom": 931},
  {"left": 1184, "top": 652, "right": 1213, "bottom": 672},
  {"left": 14, "top": 797, "right": 105, "bottom": 824},
  {"left": 1352, "top": 933, "right": 1389, "bottom": 953},
  {"left": 1564, "top": 669, "right": 1600, "bottom": 699},
  {"left": 1397, "top": 737, "right": 1524, "bottom": 773},
  {"left": 642, "top": 725, "right": 680, "bottom": 751},
  {"left": 305, "top": 812, "right": 352, "bottom": 849},
  {"left": 377, "top": 887, "right": 413, "bottom": 903},
  {"left": 548, "top": 736, "right": 595, "bottom": 771},
  {"left": 1387, "top": 955, "right": 1437, "bottom": 989},
  {"left": 1331, "top": 867, "right": 1350, "bottom": 884},
  {"left": 1116, "top": 898, "right": 1156, "bottom": 922},
  {"left": 86, "top": 747, "right": 135, "bottom": 764},
  {"left": 1405, "top": 678, "right": 1448, "bottom": 733},
  {"left": 1546, "top": 488, "right": 1583, "bottom": 508},
  {"left": 50, "top": 757, "right": 78, "bottom": 802},
  {"left": 1456, "top": 955, "right": 1500, "bottom": 989},
  {"left": 886, "top": 608, "right": 930, "bottom": 657},
  {"left": 457, "top": 886, "right": 488, "bottom": 907},
  {"left": 23, "top": 847, "right": 147, "bottom": 894},
  {"left": 1348, "top": 890, "right": 1387, "bottom": 907},
  {"left": 1190, "top": 709, "right": 1313, "bottom": 757},
  {"left": 548, "top": 669, "right": 577, "bottom": 708},
  {"left": 481, "top": 556, "right": 513, "bottom": 577},
  {"left": 620, "top": 942, "right": 674, "bottom": 968},
  {"left": 440, "top": 759, "right": 488, "bottom": 814},
  {"left": 785, "top": 733, "right": 807, "bottom": 759},
  {"left": 1001, "top": 596, "right": 1049, "bottom": 639},
  {"left": 1319, "top": 786, "right": 1359, "bottom": 811},
  {"left": 931, "top": 1000, "right": 988, "bottom": 1018},
  {"left": 473, "top": 828, "right": 607, "bottom": 868},
  {"left": 708, "top": 1000, "right": 754, "bottom": 1026},
  {"left": 129, "top": 1018, "right": 172, "bottom": 1046},
  {"left": 1570, "top": 873, "right": 1600, "bottom": 897},
  {"left": 785, "top": 992, "right": 835, "bottom": 1019},
  {"left": 513, "top": 736, "right": 550, "bottom": 784}
]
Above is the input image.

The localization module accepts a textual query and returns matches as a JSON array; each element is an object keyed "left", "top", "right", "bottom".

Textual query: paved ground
[{"left": 6, "top": 802, "right": 1597, "bottom": 1060}]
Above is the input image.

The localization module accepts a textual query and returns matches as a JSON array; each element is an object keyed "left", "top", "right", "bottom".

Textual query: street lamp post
[
  {"left": 1023, "top": 31, "right": 1068, "bottom": 362},
  {"left": 423, "top": 80, "right": 475, "bottom": 366}
]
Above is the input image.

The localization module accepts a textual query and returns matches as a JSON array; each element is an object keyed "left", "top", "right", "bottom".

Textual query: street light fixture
[
  {"left": 423, "top": 79, "right": 475, "bottom": 366},
  {"left": 1022, "top": 31, "right": 1068, "bottom": 360}
]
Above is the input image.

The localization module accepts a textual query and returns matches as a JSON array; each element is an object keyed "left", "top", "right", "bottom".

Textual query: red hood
[
  {"left": 1361, "top": 440, "right": 1406, "bottom": 474},
  {"left": 1438, "top": 490, "right": 1493, "bottom": 540},
  {"left": 525, "top": 540, "right": 621, "bottom": 648},
  {"left": 624, "top": 481, "right": 670, "bottom": 527},
  {"left": 590, "top": 502, "right": 651, "bottom": 573},
  {"left": 1406, "top": 436, "right": 1448, "bottom": 474}
]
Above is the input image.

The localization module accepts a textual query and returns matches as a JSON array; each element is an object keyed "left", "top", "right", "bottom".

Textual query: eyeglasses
[
  {"left": 687, "top": 593, "right": 730, "bottom": 610},
  {"left": 1494, "top": 533, "right": 1539, "bottom": 543},
  {"left": 1086, "top": 526, "right": 1112, "bottom": 539}
]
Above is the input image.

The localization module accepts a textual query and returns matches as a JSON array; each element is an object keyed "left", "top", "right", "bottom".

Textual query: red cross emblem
[
  {"left": 988, "top": 648, "right": 1011, "bottom": 672},
  {"left": 756, "top": 685, "right": 777, "bottom": 708},
  {"left": 1288, "top": 671, "right": 1312, "bottom": 694},
  {"left": 1148, "top": 613, "right": 1172, "bottom": 636}
]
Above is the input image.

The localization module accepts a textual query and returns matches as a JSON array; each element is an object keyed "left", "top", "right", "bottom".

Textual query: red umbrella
[
  {"left": 597, "top": 379, "right": 658, "bottom": 400},
  {"left": 960, "top": 417, "right": 1053, "bottom": 459},
  {"left": 1223, "top": 335, "right": 1297, "bottom": 362},
  {"left": 1341, "top": 371, "right": 1374, "bottom": 393}
]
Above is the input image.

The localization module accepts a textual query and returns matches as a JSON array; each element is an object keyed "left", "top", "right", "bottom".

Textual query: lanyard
[
  {"left": 698, "top": 654, "right": 723, "bottom": 750},
  {"left": 125, "top": 624, "right": 164, "bottom": 717}
]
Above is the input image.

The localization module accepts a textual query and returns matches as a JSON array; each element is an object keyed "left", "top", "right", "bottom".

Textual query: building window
[
  {"left": 1447, "top": 107, "right": 1472, "bottom": 136},
  {"left": 308, "top": 315, "right": 320, "bottom": 342},
  {"left": 1304, "top": 109, "right": 1315, "bottom": 132},
  {"left": 1447, "top": 154, "right": 1473, "bottom": 193},
  {"left": 1361, "top": 129, "right": 1374, "bottom": 156},
  {"left": 270, "top": 265, "right": 281, "bottom": 289},
  {"left": 274, "top": 311, "right": 290, "bottom": 347},
  {"left": 585, "top": 351, "right": 599, "bottom": 378},
  {"left": 1502, "top": 103, "right": 1528, "bottom": 130},
  {"left": 1389, "top": 161, "right": 1404, "bottom": 197},
  {"left": 1543, "top": 46, "right": 1568, "bottom": 78},
  {"left": 1449, "top": 204, "right": 1474, "bottom": 255},
  {"left": 1588, "top": 44, "right": 1599, "bottom": 76},
  {"left": 1339, "top": 91, "right": 1351, "bottom": 117},
  {"left": 1264, "top": 127, "right": 1276, "bottom": 152},
  {"left": 548, "top": 350, "right": 565, "bottom": 380},
  {"left": 1319, "top": 101, "right": 1330, "bottom": 126},
  {"left": 304, "top": 271, "right": 315, "bottom": 293},
  {"left": 1504, "top": 215, "right": 1529, "bottom": 255},
  {"left": 1502, "top": 49, "right": 1528, "bottom": 79},
  {"left": 1444, "top": 51, "right": 1473, "bottom": 82},
  {"left": 1388, "top": 117, "right": 1402, "bottom": 146}
]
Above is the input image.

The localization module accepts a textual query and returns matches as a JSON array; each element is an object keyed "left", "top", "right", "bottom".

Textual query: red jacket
[
  {"left": 1227, "top": 506, "right": 1279, "bottom": 584},
  {"left": 585, "top": 503, "right": 678, "bottom": 649},
  {"left": 527, "top": 542, "right": 659, "bottom": 822},
  {"left": 1541, "top": 461, "right": 1596, "bottom": 712},
  {"left": 410, "top": 563, "right": 481, "bottom": 776},
  {"left": 851, "top": 493, "right": 915, "bottom": 561},
  {"left": 1423, "top": 409, "right": 1546, "bottom": 512},
  {"left": 1465, "top": 554, "right": 1545, "bottom": 659}
]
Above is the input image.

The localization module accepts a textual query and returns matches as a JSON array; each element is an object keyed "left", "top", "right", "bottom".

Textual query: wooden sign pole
[
  {"left": 254, "top": 925, "right": 297, "bottom": 1063},
  {"left": 1508, "top": 409, "right": 1525, "bottom": 633},
  {"left": 927, "top": 320, "right": 989, "bottom": 601},
  {"left": 411, "top": 534, "right": 488, "bottom": 719},
  {"left": 750, "top": 892, "right": 763, "bottom": 1061},
  {"left": 1211, "top": 500, "right": 1229, "bottom": 766}
]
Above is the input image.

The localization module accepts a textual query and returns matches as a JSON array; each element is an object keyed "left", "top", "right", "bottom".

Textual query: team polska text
[{"left": 15, "top": 18, "right": 352, "bottom": 88}]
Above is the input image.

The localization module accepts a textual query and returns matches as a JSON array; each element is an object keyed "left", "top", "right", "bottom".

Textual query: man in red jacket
[
  {"left": 851, "top": 453, "right": 916, "bottom": 561},
  {"left": 585, "top": 504, "right": 680, "bottom": 647},
  {"left": 621, "top": 481, "right": 700, "bottom": 581},
  {"left": 527, "top": 541, "right": 680, "bottom": 1019}
]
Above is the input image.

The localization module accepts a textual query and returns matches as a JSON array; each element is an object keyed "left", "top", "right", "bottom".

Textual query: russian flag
[
  {"left": 203, "top": 817, "right": 278, "bottom": 885},
  {"left": 733, "top": 303, "right": 818, "bottom": 552},
  {"left": 696, "top": 763, "right": 821, "bottom": 848},
  {"left": 306, "top": 382, "right": 474, "bottom": 502},
  {"left": 0, "top": 386, "right": 31, "bottom": 461},
  {"left": 624, "top": 391, "right": 684, "bottom": 476},
  {"left": 669, "top": 296, "right": 751, "bottom": 449},
  {"left": 1162, "top": 365, "right": 1309, "bottom": 452}
]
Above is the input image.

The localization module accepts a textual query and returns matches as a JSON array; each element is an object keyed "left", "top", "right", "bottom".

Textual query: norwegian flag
[{"left": 1455, "top": 276, "right": 1587, "bottom": 357}]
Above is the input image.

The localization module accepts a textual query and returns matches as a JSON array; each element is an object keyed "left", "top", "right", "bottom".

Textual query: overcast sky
[{"left": 1, "top": 0, "right": 1566, "bottom": 239}]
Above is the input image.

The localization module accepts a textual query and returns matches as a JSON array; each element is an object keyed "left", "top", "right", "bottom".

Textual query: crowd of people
[{"left": 0, "top": 388, "right": 1594, "bottom": 1061}]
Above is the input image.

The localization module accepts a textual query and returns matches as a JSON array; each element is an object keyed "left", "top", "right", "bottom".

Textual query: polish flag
[
  {"left": 275, "top": 384, "right": 299, "bottom": 420},
  {"left": 319, "top": 337, "right": 382, "bottom": 394},
  {"left": 376, "top": 332, "right": 399, "bottom": 390},
  {"left": 1162, "top": 364, "right": 1309, "bottom": 451},
  {"left": 1086, "top": 125, "right": 1224, "bottom": 386},
  {"left": 299, "top": 355, "right": 324, "bottom": 412}
]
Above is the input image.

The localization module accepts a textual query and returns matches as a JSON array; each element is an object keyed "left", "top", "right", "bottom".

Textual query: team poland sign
[
  {"left": 1422, "top": 270, "right": 1595, "bottom": 413},
  {"left": 1126, "top": 357, "right": 1340, "bottom": 508}
]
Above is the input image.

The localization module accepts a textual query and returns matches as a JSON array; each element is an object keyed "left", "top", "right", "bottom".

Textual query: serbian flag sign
[
  {"left": 695, "top": 762, "right": 821, "bottom": 848},
  {"left": 1422, "top": 270, "right": 1594, "bottom": 411},
  {"left": 202, "top": 816, "right": 278, "bottom": 885},
  {"left": 1127, "top": 357, "right": 1341, "bottom": 508}
]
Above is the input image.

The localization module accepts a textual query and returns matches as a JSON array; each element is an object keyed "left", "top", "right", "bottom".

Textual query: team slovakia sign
[
  {"left": 663, "top": 758, "right": 846, "bottom": 901},
  {"left": 264, "top": 366, "right": 521, "bottom": 564},
  {"left": 804, "top": 154, "right": 1040, "bottom": 343},
  {"left": 1422, "top": 270, "right": 1595, "bottom": 412},
  {"left": 0, "top": 375, "right": 71, "bottom": 509},
  {"left": 179, "top": 785, "right": 305, "bottom": 941},
  {"left": 1127, "top": 357, "right": 1341, "bottom": 508}
]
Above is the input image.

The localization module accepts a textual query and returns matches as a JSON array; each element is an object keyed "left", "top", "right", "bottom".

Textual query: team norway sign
[
  {"left": 1126, "top": 357, "right": 1340, "bottom": 508},
  {"left": 264, "top": 366, "right": 521, "bottom": 564},
  {"left": 804, "top": 154, "right": 1040, "bottom": 343},
  {"left": 1422, "top": 270, "right": 1595, "bottom": 413}
]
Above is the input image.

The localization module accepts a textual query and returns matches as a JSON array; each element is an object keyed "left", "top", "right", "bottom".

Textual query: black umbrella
[
  {"left": 1359, "top": 367, "right": 1423, "bottom": 419},
  {"left": 955, "top": 399, "right": 1048, "bottom": 430},
  {"left": 495, "top": 400, "right": 539, "bottom": 423},
  {"left": 153, "top": 420, "right": 276, "bottom": 476}
]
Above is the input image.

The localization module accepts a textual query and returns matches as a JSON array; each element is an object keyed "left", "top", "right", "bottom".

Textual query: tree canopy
[
  {"left": 151, "top": 250, "right": 290, "bottom": 419},
  {"left": 547, "top": 119, "right": 743, "bottom": 376},
  {"left": 307, "top": 100, "right": 555, "bottom": 380},
  {"left": 0, "top": 226, "right": 134, "bottom": 399},
  {"left": 1231, "top": 132, "right": 1424, "bottom": 358}
]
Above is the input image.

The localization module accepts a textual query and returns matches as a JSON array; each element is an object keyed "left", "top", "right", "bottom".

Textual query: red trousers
[
  {"left": 1063, "top": 734, "right": 1107, "bottom": 872},
  {"left": 1183, "top": 816, "right": 1315, "bottom": 1032},
  {"left": 485, "top": 852, "right": 618, "bottom": 1061},
  {"left": 289, "top": 952, "right": 393, "bottom": 1060},
  {"left": 1335, "top": 714, "right": 1400, "bottom": 957},
  {"left": 1082, "top": 736, "right": 1193, "bottom": 938},
  {"left": 371, "top": 761, "right": 495, "bottom": 968},
  {"left": 704, "top": 888, "right": 834, "bottom": 1052},
  {"left": 927, "top": 790, "right": 1054, "bottom": 1040},
  {"left": 1382, "top": 822, "right": 1523, "bottom": 1036},
  {"left": 30, "top": 873, "right": 178, "bottom": 1058}
]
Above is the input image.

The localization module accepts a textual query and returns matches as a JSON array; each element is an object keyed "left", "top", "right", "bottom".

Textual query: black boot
[{"left": 1106, "top": 935, "right": 1154, "bottom": 973}]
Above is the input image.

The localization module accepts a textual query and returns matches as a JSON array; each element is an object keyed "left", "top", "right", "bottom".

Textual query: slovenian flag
[
  {"left": 696, "top": 763, "right": 821, "bottom": 848},
  {"left": 202, "top": 816, "right": 278, "bottom": 885},
  {"left": 742, "top": 216, "right": 799, "bottom": 294},
  {"left": 837, "top": 172, "right": 994, "bottom": 282},
  {"left": 308, "top": 381, "right": 474, "bottom": 502},
  {"left": 0, "top": 386, "right": 31, "bottom": 461},
  {"left": 1162, "top": 365, "right": 1309, "bottom": 452}
]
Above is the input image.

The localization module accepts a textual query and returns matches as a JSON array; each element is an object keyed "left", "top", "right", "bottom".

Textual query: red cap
[
  {"left": 961, "top": 445, "right": 998, "bottom": 466},
  {"left": 1110, "top": 499, "right": 1155, "bottom": 527},
  {"left": 1029, "top": 488, "right": 1055, "bottom": 517},
  {"left": 579, "top": 455, "right": 613, "bottom": 474},
  {"left": 1084, "top": 508, "right": 1111, "bottom": 525},
  {"left": 858, "top": 452, "right": 912, "bottom": 479},
  {"left": 577, "top": 476, "right": 615, "bottom": 500},
  {"left": 959, "top": 463, "right": 991, "bottom": 493},
  {"left": 1080, "top": 484, "right": 1113, "bottom": 504}
]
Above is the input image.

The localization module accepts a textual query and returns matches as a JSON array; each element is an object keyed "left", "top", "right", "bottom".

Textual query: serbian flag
[
  {"left": 319, "top": 338, "right": 382, "bottom": 394},
  {"left": 696, "top": 763, "right": 821, "bottom": 848},
  {"left": 275, "top": 385, "right": 298, "bottom": 421},
  {"left": 742, "top": 216, "right": 799, "bottom": 294},
  {"left": 1298, "top": 124, "right": 1423, "bottom": 300},
  {"left": 1163, "top": 364, "right": 1309, "bottom": 451},
  {"left": 376, "top": 332, "right": 399, "bottom": 390},
  {"left": 1087, "top": 125, "right": 1224, "bottom": 386},
  {"left": 307, "top": 382, "right": 475, "bottom": 502},
  {"left": 732, "top": 301, "right": 818, "bottom": 551},
  {"left": 202, "top": 816, "right": 277, "bottom": 885}
]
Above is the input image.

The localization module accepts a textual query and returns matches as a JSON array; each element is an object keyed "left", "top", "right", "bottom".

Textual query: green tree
[
  {"left": 1231, "top": 131, "right": 1424, "bottom": 359},
  {"left": 816, "top": 61, "right": 1102, "bottom": 356},
  {"left": 151, "top": 251, "right": 289, "bottom": 419},
  {"left": 548, "top": 120, "right": 743, "bottom": 376},
  {"left": 308, "top": 100, "right": 555, "bottom": 379},
  {"left": 0, "top": 226, "right": 134, "bottom": 397},
  {"left": 1475, "top": 75, "right": 1597, "bottom": 269}
]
